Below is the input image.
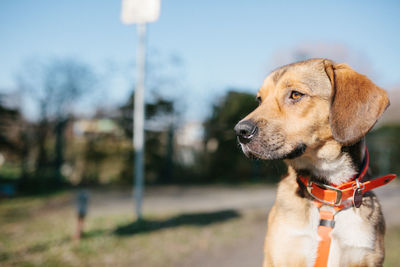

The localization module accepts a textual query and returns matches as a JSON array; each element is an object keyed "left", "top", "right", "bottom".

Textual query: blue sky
[{"left": 1, "top": 0, "right": 400, "bottom": 120}]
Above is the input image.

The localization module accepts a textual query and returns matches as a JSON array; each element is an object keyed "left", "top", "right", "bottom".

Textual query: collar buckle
[{"left": 307, "top": 180, "right": 342, "bottom": 206}]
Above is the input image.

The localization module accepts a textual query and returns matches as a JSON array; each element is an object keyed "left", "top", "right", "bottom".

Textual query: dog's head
[{"left": 234, "top": 58, "right": 389, "bottom": 161}]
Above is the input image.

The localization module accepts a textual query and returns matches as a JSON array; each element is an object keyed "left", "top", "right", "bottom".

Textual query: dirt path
[
  {"left": 88, "top": 185, "right": 277, "bottom": 216},
  {"left": 88, "top": 181, "right": 400, "bottom": 227}
]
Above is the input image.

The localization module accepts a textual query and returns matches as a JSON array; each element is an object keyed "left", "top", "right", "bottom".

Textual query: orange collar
[
  {"left": 296, "top": 147, "right": 397, "bottom": 267},
  {"left": 297, "top": 148, "right": 396, "bottom": 209}
]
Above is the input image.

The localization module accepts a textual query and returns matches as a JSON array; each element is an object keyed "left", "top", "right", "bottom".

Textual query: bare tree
[{"left": 17, "top": 58, "right": 96, "bottom": 182}]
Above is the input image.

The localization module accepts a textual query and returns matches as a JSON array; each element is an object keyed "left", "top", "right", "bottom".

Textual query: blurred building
[
  {"left": 72, "top": 118, "right": 124, "bottom": 138},
  {"left": 175, "top": 121, "right": 204, "bottom": 166}
]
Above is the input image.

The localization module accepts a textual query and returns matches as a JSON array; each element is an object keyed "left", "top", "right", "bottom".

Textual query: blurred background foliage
[
  {"left": 367, "top": 125, "right": 400, "bottom": 176},
  {"left": 0, "top": 60, "right": 289, "bottom": 196},
  {"left": 0, "top": 55, "right": 398, "bottom": 196}
]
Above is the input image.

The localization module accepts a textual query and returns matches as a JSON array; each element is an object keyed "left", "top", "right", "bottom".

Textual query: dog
[{"left": 234, "top": 58, "right": 393, "bottom": 267}]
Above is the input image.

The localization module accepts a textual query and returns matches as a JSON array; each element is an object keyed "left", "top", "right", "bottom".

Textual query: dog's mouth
[
  {"left": 241, "top": 145, "right": 266, "bottom": 159},
  {"left": 240, "top": 140, "right": 306, "bottom": 160}
]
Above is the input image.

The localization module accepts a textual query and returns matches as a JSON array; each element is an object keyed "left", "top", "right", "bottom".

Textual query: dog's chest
[
  {"left": 293, "top": 206, "right": 375, "bottom": 267},
  {"left": 328, "top": 208, "right": 375, "bottom": 266},
  {"left": 332, "top": 208, "right": 375, "bottom": 249}
]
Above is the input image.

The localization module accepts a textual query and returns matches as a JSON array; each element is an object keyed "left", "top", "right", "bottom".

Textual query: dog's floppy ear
[{"left": 324, "top": 60, "right": 389, "bottom": 145}]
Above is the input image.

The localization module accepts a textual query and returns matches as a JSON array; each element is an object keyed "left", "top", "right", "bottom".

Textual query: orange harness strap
[{"left": 314, "top": 209, "right": 335, "bottom": 267}]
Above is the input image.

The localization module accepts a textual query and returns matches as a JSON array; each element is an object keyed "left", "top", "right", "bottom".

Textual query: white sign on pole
[
  {"left": 120, "top": 0, "right": 161, "bottom": 220},
  {"left": 121, "top": 0, "right": 161, "bottom": 24}
]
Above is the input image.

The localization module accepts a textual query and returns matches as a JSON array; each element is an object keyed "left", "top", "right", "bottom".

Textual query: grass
[
  {"left": 0, "top": 191, "right": 263, "bottom": 267},
  {"left": 0, "top": 190, "right": 399, "bottom": 267},
  {"left": 0, "top": 163, "right": 21, "bottom": 181},
  {"left": 385, "top": 225, "right": 400, "bottom": 267}
]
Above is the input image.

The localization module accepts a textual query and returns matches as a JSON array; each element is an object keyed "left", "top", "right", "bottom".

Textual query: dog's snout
[{"left": 234, "top": 120, "right": 257, "bottom": 143}]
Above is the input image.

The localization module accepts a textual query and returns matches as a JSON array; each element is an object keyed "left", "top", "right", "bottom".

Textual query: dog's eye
[
  {"left": 256, "top": 96, "right": 262, "bottom": 106},
  {"left": 289, "top": 91, "right": 304, "bottom": 100}
]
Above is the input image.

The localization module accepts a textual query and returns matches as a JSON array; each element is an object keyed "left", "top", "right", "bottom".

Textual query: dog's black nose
[{"left": 234, "top": 120, "right": 257, "bottom": 143}]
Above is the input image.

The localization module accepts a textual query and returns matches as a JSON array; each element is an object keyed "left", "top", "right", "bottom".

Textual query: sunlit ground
[{"left": 1, "top": 187, "right": 399, "bottom": 267}]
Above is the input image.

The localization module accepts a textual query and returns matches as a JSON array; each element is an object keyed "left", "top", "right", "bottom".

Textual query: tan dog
[{"left": 234, "top": 59, "right": 390, "bottom": 267}]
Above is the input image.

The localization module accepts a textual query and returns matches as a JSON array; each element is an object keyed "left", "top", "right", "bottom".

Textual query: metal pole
[{"left": 134, "top": 23, "right": 146, "bottom": 220}]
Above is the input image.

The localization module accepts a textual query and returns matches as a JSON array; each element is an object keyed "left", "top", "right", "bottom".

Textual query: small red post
[{"left": 74, "top": 190, "right": 88, "bottom": 241}]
